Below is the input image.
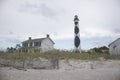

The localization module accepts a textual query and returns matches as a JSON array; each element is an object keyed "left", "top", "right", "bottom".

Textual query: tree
[
  {"left": 90, "top": 46, "right": 109, "bottom": 53},
  {"left": 7, "top": 47, "right": 16, "bottom": 53}
]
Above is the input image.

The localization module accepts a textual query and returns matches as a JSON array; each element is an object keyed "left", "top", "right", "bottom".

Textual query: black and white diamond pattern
[{"left": 74, "top": 15, "right": 81, "bottom": 52}]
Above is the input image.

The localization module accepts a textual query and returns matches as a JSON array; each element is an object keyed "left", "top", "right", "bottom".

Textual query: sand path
[{"left": 0, "top": 60, "right": 120, "bottom": 80}]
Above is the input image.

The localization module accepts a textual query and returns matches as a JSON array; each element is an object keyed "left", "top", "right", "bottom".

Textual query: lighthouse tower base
[{"left": 74, "top": 46, "right": 81, "bottom": 53}]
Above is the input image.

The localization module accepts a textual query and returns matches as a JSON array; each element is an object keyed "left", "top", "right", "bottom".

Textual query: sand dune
[{"left": 0, "top": 60, "right": 120, "bottom": 80}]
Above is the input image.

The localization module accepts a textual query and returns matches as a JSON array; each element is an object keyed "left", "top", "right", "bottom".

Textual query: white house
[
  {"left": 21, "top": 34, "right": 55, "bottom": 53},
  {"left": 108, "top": 38, "right": 120, "bottom": 55}
]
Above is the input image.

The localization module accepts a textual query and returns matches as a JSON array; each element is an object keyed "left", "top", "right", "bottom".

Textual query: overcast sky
[{"left": 0, "top": 0, "right": 120, "bottom": 50}]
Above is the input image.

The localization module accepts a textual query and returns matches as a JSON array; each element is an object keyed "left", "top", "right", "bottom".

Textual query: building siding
[
  {"left": 41, "top": 38, "right": 54, "bottom": 52},
  {"left": 109, "top": 38, "right": 120, "bottom": 55}
]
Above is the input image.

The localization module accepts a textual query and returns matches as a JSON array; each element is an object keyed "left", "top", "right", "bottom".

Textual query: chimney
[
  {"left": 46, "top": 34, "right": 50, "bottom": 38},
  {"left": 29, "top": 37, "right": 32, "bottom": 40}
]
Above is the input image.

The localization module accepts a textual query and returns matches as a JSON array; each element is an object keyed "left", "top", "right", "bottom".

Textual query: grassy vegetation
[{"left": 0, "top": 50, "right": 120, "bottom": 60}]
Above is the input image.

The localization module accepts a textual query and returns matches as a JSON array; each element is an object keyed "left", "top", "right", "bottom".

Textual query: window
[
  {"left": 34, "top": 42, "right": 37, "bottom": 46},
  {"left": 29, "top": 43, "right": 33, "bottom": 47},
  {"left": 34, "top": 42, "right": 41, "bottom": 47},
  {"left": 38, "top": 42, "right": 41, "bottom": 46},
  {"left": 22, "top": 43, "right": 28, "bottom": 47}
]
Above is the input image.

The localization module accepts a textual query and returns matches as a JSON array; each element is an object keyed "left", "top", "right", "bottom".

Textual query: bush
[{"left": 89, "top": 46, "right": 109, "bottom": 54}]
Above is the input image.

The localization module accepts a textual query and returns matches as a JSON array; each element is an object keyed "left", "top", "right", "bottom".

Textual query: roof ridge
[
  {"left": 32, "top": 37, "right": 46, "bottom": 40},
  {"left": 22, "top": 37, "right": 47, "bottom": 43},
  {"left": 108, "top": 38, "right": 120, "bottom": 47}
]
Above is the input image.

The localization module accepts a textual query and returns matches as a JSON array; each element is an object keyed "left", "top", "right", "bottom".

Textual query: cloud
[
  {"left": 0, "top": 0, "right": 120, "bottom": 49},
  {"left": 39, "top": 4, "right": 59, "bottom": 18},
  {"left": 19, "top": 1, "right": 64, "bottom": 20},
  {"left": 0, "top": 36, "right": 22, "bottom": 49}
]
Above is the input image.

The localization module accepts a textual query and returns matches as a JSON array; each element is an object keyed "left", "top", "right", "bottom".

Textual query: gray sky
[{"left": 0, "top": 0, "right": 120, "bottom": 50}]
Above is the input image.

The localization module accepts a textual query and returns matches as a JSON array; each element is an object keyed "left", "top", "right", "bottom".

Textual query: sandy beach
[{"left": 0, "top": 60, "right": 120, "bottom": 80}]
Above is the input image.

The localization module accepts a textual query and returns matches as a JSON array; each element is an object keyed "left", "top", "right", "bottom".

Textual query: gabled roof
[
  {"left": 108, "top": 38, "right": 120, "bottom": 47},
  {"left": 22, "top": 37, "right": 55, "bottom": 44}
]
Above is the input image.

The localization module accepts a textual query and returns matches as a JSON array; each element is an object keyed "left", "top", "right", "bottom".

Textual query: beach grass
[{"left": 0, "top": 50, "right": 120, "bottom": 60}]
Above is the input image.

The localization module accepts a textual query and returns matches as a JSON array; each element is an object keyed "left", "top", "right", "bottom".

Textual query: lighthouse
[{"left": 74, "top": 15, "right": 81, "bottom": 53}]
